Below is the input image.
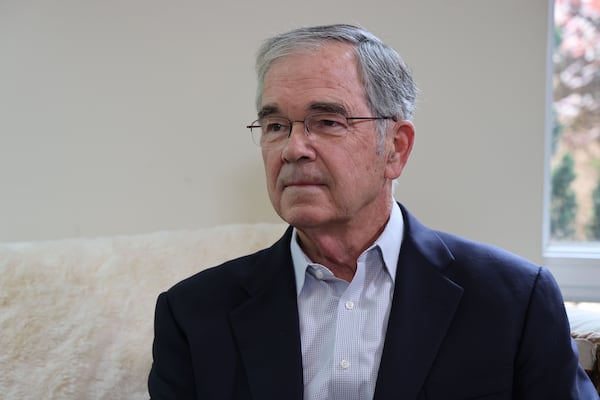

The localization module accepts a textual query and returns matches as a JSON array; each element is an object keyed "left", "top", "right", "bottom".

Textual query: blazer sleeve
[
  {"left": 148, "top": 292, "right": 197, "bottom": 400},
  {"left": 513, "top": 267, "right": 598, "bottom": 399}
]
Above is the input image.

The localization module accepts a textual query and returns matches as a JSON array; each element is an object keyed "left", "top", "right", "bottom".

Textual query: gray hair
[{"left": 254, "top": 24, "right": 417, "bottom": 138}]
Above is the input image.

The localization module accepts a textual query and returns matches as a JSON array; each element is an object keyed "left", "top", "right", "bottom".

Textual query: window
[{"left": 544, "top": 0, "right": 600, "bottom": 301}]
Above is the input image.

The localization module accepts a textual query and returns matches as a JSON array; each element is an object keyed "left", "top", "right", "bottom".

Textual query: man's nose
[
  {"left": 287, "top": 120, "right": 309, "bottom": 139},
  {"left": 281, "top": 121, "right": 315, "bottom": 162}
]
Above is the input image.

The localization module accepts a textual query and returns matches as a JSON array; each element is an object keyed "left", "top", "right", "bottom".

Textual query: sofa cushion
[
  {"left": 566, "top": 303, "right": 600, "bottom": 394},
  {"left": 0, "top": 224, "right": 286, "bottom": 400}
]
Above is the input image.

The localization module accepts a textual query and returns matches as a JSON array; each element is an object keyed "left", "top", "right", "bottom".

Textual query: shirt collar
[{"left": 290, "top": 201, "right": 404, "bottom": 295}]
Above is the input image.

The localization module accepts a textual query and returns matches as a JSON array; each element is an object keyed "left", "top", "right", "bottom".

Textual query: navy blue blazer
[{"left": 148, "top": 205, "right": 598, "bottom": 399}]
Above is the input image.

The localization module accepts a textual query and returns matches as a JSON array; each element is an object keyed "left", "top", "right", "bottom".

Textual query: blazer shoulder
[
  {"left": 167, "top": 248, "right": 266, "bottom": 300},
  {"left": 435, "top": 230, "right": 540, "bottom": 275},
  {"left": 165, "top": 227, "right": 294, "bottom": 308},
  {"left": 399, "top": 203, "right": 540, "bottom": 279},
  {"left": 431, "top": 230, "right": 549, "bottom": 310}
]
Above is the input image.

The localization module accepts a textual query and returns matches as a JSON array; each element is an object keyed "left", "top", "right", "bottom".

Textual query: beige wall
[{"left": 0, "top": 0, "right": 549, "bottom": 264}]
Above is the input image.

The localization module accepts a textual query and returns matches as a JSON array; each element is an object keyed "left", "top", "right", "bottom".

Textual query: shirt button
[
  {"left": 314, "top": 269, "right": 324, "bottom": 280},
  {"left": 345, "top": 300, "right": 354, "bottom": 310},
  {"left": 340, "top": 359, "right": 350, "bottom": 369}
]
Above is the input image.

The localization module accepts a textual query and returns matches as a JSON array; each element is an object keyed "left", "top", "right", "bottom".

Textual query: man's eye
[
  {"left": 265, "top": 122, "right": 289, "bottom": 133},
  {"left": 321, "top": 119, "right": 339, "bottom": 127},
  {"left": 313, "top": 116, "right": 347, "bottom": 131}
]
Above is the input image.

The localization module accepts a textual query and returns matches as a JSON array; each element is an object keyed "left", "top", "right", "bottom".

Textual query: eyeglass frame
[{"left": 246, "top": 112, "right": 398, "bottom": 147}]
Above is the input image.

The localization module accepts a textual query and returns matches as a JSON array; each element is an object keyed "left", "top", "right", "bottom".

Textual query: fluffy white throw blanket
[{"left": 0, "top": 223, "right": 286, "bottom": 399}]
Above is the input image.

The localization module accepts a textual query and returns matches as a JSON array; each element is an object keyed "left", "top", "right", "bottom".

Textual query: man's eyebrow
[
  {"left": 257, "top": 105, "right": 279, "bottom": 119},
  {"left": 308, "top": 102, "right": 348, "bottom": 115},
  {"left": 257, "top": 102, "right": 348, "bottom": 119}
]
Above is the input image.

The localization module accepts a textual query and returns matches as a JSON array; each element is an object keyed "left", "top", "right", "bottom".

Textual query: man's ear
[{"left": 385, "top": 120, "right": 415, "bottom": 180}]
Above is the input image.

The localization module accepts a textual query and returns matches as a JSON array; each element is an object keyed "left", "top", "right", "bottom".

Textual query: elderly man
[{"left": 148, "top": 24, "right": 598, "bottom": 399}]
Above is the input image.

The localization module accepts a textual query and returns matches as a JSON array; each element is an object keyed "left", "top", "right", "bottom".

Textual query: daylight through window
[{"left": 551, "top": 0, "right": 600, "bottom": 244}]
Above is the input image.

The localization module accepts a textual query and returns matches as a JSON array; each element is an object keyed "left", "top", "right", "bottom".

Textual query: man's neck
[{"left": 295, "top": 201, "right": 393, "bottom": 282}]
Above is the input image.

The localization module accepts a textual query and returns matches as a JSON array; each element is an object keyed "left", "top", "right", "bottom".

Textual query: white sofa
[
  {"left": 1, "top": 223, "right": 598, "bottom": 399},
  {"left": 0, "top": 223, "right": 286, "bottom": 399}
]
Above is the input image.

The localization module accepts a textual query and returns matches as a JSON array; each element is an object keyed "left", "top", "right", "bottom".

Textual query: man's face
[{"left": 259, "top": 42, "right": 412, "bottom": 230}]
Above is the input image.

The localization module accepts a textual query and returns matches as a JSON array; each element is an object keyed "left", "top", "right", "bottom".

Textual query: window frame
[{"left": 543, "top": 0, "right": 600, "bottom": 302}]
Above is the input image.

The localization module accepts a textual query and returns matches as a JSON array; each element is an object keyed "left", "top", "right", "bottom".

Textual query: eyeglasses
[{"left": 246, "top": 112, "right": 396, "bottom": 147}]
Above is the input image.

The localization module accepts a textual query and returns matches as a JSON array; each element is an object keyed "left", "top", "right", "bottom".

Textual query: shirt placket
[{"left": 329, "top": 255, "right": 368, "bottom": 400}]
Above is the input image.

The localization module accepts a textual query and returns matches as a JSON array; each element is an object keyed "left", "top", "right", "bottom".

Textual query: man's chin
[{"left": 277, "top": 206, "right": 330, "bottom": 229}]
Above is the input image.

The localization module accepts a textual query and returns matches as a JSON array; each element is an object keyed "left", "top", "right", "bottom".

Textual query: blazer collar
[
  {"left": 374, "top": 204, "right": 464, "bottom": 400},
  {"left": 228, "top": 227, "right": 304, "bottom": 400}
]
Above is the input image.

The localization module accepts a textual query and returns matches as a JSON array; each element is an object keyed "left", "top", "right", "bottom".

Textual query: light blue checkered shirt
[{"left": 291, "top": 202, "right": 404, "bottom": 400}]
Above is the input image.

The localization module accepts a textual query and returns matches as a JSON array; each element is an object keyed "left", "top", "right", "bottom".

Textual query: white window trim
[
  {"left": 543, "top": 0, "right": 600, "bottom": 303},
  {"left": 544, "top": 245, "right": 600, "bottom": 302}
]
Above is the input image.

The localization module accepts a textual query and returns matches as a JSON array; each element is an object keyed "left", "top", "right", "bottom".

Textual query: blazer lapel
[
  {"left": 229, "top": 228, "right": 304, "bottom": 400},
  {"left": 374, "top": 207, "right": 464, "bottom": 400}
]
